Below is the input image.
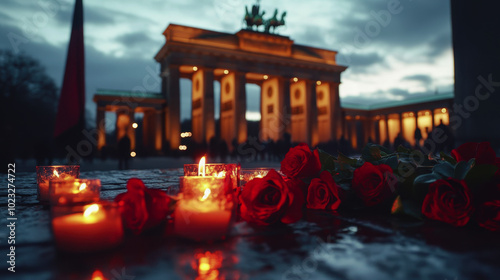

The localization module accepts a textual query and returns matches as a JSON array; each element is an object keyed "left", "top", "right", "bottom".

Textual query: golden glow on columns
[{"left": 316, "top": 81, "right": 322, "bottom": 86}]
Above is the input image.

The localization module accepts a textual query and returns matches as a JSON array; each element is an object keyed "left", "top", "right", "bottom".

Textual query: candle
[
  {"left": 36, "top": 165, "right": 79, "bottom": 203},
  {"left": 239, "top": 168, "right": 270, "bottom": 186},
  {"left": 52, "top": 202, "right": 123, "bottom": 252},
  {"left": 49, "top": 179, "right": 101, "bottom": 206},
  {"left": 175, "top": 157, "right": 235, "bottom": 241},
  {"left": 184, "top": 160, "right": 240, "bottom": 190}
]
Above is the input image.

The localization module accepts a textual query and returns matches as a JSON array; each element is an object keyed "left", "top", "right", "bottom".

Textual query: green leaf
[
  {"left": 376, "top": 155, "right": 399, "bottom": 170},
  {"left": 317, "top": 148, "right": 336, "bottom": 172},
  {"left": 361, "top": 143, "right": 393, "bottom": 162},
  {"left": 397, "top": 145, "right": 412, "bottom": 154},
  {"left": 432, "top": 161, "right": 455, "bottom": 179},
  {"left": 337, "top": 151, "right": 358, "bottom": 167},
  {"left": 440, "top": 151, "right": 457, "bottom": 165},
  {"left": 453, "top": 159, "right": 475, "bottom": 180},
  {"left": 414, "top": 173, "right": 439, "bottom": 186},
  {"left": 465, "top": 164, "right": 499, "bottom": 189}
]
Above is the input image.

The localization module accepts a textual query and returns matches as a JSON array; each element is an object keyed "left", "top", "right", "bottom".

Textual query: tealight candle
[
  {"left": 175, "top": 157, "right": 235, "bottom": 241},
  {"left": 36, "top": 165, "right": 80, "bottom": 203},
  {"left": 49, "top": 179, "right": 101, "bottom": 206},
  {"left": 51, "top": 202, "right": 123, "bottom": 253},
  {"left": 239, "top": 168, "right": 270, "bottom": 186}
]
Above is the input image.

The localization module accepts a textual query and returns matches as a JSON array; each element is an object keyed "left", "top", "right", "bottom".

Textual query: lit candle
[
  {"left": 239, "top": 168, "right": 270, "bottom": 186},
  {"left": 175, "top": 157, "right": 235, "bottom": 241},
  {"left": 49, "top": 179, "right": 101, "bottom": 206},
  {"left": 36, "top": 165, "right": 79, "bottom": 203},
  {"left": 52, "top": 203, "right": 123, "bottom": 252}
]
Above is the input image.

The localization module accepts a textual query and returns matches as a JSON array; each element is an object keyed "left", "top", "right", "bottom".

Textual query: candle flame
[
  {"left": 79, "top": 183, "right": 87, "bottom": 191},
  {"left": 199, "top": 257, "right": 211, "bottom": 273},
  {"left": 84, "top": 204, "right": 99, "bottom": 217},
  {"left": 201, "top": 188, "right": 211, "bottom": 201},
  {"left": 53, "top": 170, "right": 60, "bottom": 177},
  {"left": 198, "top": 156, "right": 206, "bottom": 177},
  {"left": 91, "top": 270, "right": 105, "bottom": 280}
]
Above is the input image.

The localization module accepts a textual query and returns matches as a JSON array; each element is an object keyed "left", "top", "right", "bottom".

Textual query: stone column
[
  {"left": 399, "top": 113, "right": 404, "bottom": 140},
  {"left": 155, "top": 109, "right": 163, "bottom": 152},
  {"left": 305, "top": 80, "right": 318, "bottom": 146},
  {"left": 234, "top": 72, "right": 247, "bottom": 144},
  {"left": 431, "top": 110, "right": 435, "bottom": 130},
  {"left": 128, "top": 108, "right": 136, "bottom": 151},
  {"left": 191, "top": 68, "right": 215, "bottom": 144},
  {"left": 278, "top": 77, "right": 291, "bottom": 138},
  {"left": 96, "top": 105, "right": 106, "bottom": 150},
  {"left": 384, "top": 115, "right": 390, "bottom": 144},
  {"left": 220, "top": 71, "right": 247, "bottom": 148},
  {"left": 164, "top": 65, "right": 181, "bottom": 150}
]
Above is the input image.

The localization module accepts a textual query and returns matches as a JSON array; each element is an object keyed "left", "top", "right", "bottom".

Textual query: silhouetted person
[
  {"left": 414, "top": 127, "right": 423, "bottom": 148},
  {"left": 118, "top": 135, "right": 131, "bottom": 170},
  {"left": 231, "top": 138, "right": 238, "bottom": 160},
  {"left": 393, "top": 132, "right": 404, "bottom": 151},
  {"left": 436, "top": 120, "right": 453, "bottom": 153}
]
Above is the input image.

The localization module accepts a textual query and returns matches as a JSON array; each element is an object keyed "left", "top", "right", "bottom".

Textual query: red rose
[
  {"left": 115, "top": 178, "right": 173, "bottom": 234},
  {"left": 421, "top": 178, "right": 474, "bottom": 227},
  {"left": 240, "top": 169, "right": 304, "bottom": 225},
  {"left": 280, "top": 143, "right": 321, "bottom": 179},
  {"left": 451, "top": 142, "right": 496, "bottom": 165},
  {"left": 352, "top": 162, "right": 394, "bottom": 206},
  {"left": 115, "top": 189, "right": 148, "bottom": 234},
  {"left": 476, "top": 200, "right": 500, "bottom": 231},
  {"left": 307, "top": 171, "right": 341, "bottom": 210}
]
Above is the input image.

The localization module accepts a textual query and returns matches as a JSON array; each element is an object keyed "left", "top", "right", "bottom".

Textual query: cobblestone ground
[{"left": 1, "top": 168, "right": 499, "bottom": 280}]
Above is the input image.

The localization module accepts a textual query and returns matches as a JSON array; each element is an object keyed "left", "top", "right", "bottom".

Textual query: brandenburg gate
[{"left": 155, "top": 24, "right": 347, "bottom": 150}]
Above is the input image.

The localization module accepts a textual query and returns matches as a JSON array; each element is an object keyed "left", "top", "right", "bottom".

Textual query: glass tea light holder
[
  {"left": 175, "top": 157, "right": 236, "bottom": 241},
  {"left": 49, "top": 179, "right": 101, "bottom": 206},
  {"left": 36, "top": 165, "right": 80, "bottom": 203},
  {"left": 51, "top": 202, "right": 124, "bottom": 253},
  {"left": 239, "top": 168, "right": 271, "bottom": 187},
  {"left": 184, "top": 159, "right": 240, "bottom": 192}
]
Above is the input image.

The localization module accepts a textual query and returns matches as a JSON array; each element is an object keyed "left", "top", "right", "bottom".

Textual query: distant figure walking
[
  {"left": 414, "top": 127, "right": 422, "bottom": 148},
  {"left": 393, "top": 132, "right": 404, "bottom": 150},
  {"left": 118, "top": 135, "right": 131, "bottom": 170}
]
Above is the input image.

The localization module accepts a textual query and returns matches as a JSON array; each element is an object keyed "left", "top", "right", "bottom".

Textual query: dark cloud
[
  {"left": 427, "top": 32, "right": 452, "bottom": 57},
  {"left": 116, "top": 32, "right": 156, "bottom": 48},
  {"left": 292, "top": 25, "right": 331, "bottom": 49},
  {"left": 338, "top": 51, "right": 384, "bottom": 67},
  {"left": 402, "top": 74, "right": 433, "bottom": 85},
  {"left": 327, "top": 0, "right": 451, "bottom": 59},
  {"left": 389, "top": 88, "right": 410, "bottom": 97}
]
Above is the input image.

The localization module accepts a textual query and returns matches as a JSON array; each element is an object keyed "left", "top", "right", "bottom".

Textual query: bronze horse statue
[
  {"left": 244, "top": 4, "right": 266, "bottom": 31},
  {"left": 264, "top": 9, "right": 286, "bottom": 34},
  {"left": 244, "top": 3, "right": 286, "bottom": 34}
]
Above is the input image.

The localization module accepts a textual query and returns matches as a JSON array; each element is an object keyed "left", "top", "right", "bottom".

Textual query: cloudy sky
[{"left": 0, "top": 0, "right": 453, "bottom": 122}]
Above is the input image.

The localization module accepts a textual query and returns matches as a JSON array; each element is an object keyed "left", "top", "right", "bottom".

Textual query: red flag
[{"left": 54, "top": 0, "right": 85, "bottom": 139}]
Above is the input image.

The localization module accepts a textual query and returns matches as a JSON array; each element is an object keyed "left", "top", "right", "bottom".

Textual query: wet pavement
[{"left": 1, "top": 168, "right": 499, "bottom": 280}]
